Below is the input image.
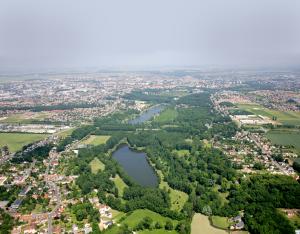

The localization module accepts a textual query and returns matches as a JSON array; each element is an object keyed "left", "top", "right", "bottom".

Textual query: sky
[{"left": 0, "top": 0, "right": 300, "bottom": 72}]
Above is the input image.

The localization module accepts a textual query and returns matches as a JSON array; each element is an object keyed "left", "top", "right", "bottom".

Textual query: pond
[
  {"left": 112, "top": 144, "right": 158, "bottom": 187},
  {"left": 129, "top": 105, "right": 165, "bottom": 124}
]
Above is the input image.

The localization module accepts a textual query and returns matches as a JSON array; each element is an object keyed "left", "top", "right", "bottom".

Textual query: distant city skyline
[{"left": 1, "top": 0, "right": 300, "bottom": 73}]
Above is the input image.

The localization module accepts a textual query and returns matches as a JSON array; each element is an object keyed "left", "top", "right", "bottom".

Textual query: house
[
  {"left": 104, "top": 211, "right": 112, "bottom": 218},
  {"left": 72, "top": 224, "right": 79, "bottom": 234},
  {"left": 23, "top": 224, "right": 37, "bottom": 234},
  {"left": 84, "top": 224, "right": 92, "bottom": 234},
  {"left": 103, "top": 220, "right": 113, "bottom": 229},
  {"left": 99, "top": 205, "right": 110, "bottom": 215},
  {"left": 0, "top": 176, "right": 7, "bottom": 185},
  {"left": 0, "top": 200, "right": 9, "bottom": 209},
  {"left": 230, "top": 215, "right": 245, "bottom": 230}
]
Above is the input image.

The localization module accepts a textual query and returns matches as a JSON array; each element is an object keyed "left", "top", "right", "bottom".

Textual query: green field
[
  {"left": 191, "top": 213, "right": 227, "bottom": 234},
  {"left": 158, "top": 170, "right": 188, "bottom": 211},
  {"left": 0, "top": 132, "right": 48, "bottom": 152},
  {"left": 0, "top": 112, "right": 50, "bottom": 124},
  {"left": 122, "top": 209, "right": 178, "bottom": 228},
  {"left": 89, "top": 157, "right": 105, "bottom": 174},
  {"left": 236, "top": 103, "right": 300, "bottom": 125},
  {"left": 173, "top": 149, "right": 189, "bottom": 157},
  {"left": 111, "top": 174, "right": 128, "bottom": 196},
  {"left": 82, "top": 135, "right": 110, "bottom": 145},
  {"left": 105, "top": 209, "right": 179, "bottom": 234},
  {"left": 266, "top": 130, "right": 300, "bottom": 152},
  {"left": 140, "top": 230, "right": 178, "bottom": 234},
  {"left": 211, "top": 216, "right": 230, "bottom": 230},
  {"left": 57, "top": 127, "right": 75, "bottom": 138},
  {"left": 154, "top": 108, "right": 178, "bottom": 123}
]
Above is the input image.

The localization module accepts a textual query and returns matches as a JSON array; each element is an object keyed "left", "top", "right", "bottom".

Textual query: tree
[
  {"left": 202, "top": 205, "right": 212, "bottom": 216},
  {"left": 165, "top": 220, "right": 173, "bottom": 230}
]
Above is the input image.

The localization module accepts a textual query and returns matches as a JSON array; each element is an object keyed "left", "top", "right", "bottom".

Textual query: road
[{"left": 46, "top": 154, "right": 61, "bottom": 234}]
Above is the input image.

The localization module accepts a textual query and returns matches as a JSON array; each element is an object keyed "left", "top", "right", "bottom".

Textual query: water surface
[
  {"left": 112, "top": 144, "right": 158, "bottom": 187},
  {"left": 129, "top": 105, "right": 165, "bottom": 124}
]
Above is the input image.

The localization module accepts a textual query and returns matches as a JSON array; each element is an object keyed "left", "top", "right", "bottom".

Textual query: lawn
[
  {"left": 211, "top": 216, "right": 230, "bottom": 230},
  {"left": 266, "top": 130, "right": 300, "bottom": 152},
  {"left": 191, "top": 213, "right": 227, "bottom": 234},
  {"left": 158, "top": 170, "right": 188, "bottom": 211},
  {"left": 154, "top": 108, "right": 178, "bottom": 123},
  {"left": 111, "top": 174, "right": 128, "bottom": 196},
  {"left": 122, "top": 209, "right": 178, "bottom": 228},
  {"left": 173, "top": 149, "right": 189, "bottom": 157},
  {"left": 0, "top": 132, "right": 48, "bottom": 152},
  {"left": 82, "top": 135, "right": 110, "bottom": 145},
  {"left": 89, "top": 157, "right": 105, "bottom": 174},
  {"left": 236, "top": 103, "right": 300, "bottom": 125},
  {"left": 140, "top": 230, "right": 178, "bottom": 234}
]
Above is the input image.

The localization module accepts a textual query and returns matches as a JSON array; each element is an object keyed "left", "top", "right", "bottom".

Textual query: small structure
[
  {"left": 230, "top": 215, "right": 245, "bottom": 230},
  {"left": 10, "top": 199, "right": 22, "bottom": 210}
]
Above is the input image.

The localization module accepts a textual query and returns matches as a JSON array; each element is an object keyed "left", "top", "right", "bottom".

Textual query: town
[{"left": 0, "top": 69, "right": 299, "bottom": 234}]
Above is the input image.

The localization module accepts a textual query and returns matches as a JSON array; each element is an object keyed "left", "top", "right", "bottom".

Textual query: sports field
[
  {"left": 236, "top": 103, "right": 300, "bottom": 125},
  {"left": 0, "top": 132, "right": 48, "bottom": 152},
  {"left": 82, "top": 135, "right": 110, "bottom": 145}
]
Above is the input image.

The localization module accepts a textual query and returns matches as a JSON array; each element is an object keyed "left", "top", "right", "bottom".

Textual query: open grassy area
[
  {"left": 140, "top": 230, "right": 178, "bottom": 234},
  {"left": 172, "top": 149, "right": 189, "bottom": 157},
  {"left": 122, "top": 209, "right": 178, "bottom": 228},
  {"left": 236, "top": 103, "right": 300, "bottom": 125},
  {"left": 211, "top": 216, "right": 230, "bottom": 230},
  {"left": 191, "top": 213, "right": 227, "bottom": 234},
  {"left": 57, "top": 127, "right": 75, "bottom": 138},
  {"left": 266, "top": 130, "right": 300, "bottom": 153},
  {"left": 111, "top": 174, "right": 128, "bottom": 196},
  {"left": 157, "top": 170, "right": 188, "bottom": 211},
  {"left": 82, "top": 135, "right": 110, "bottom": 145},
  {"left": 0, "top": 112, "right": 50, "bottom": 124},
  {"left": 0, "top": 132, "right": 48, "bottom": 152},
  {"left": 154, "top": 108, "right": 178, "bottom": 123},
  {"left": 89, "top": 157, "right": 105, "bottom": 174}
]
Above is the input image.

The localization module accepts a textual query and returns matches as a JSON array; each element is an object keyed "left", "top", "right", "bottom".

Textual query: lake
[
  {"left": 112, "top": 144, "right": 158, "bottom": 187},
  {"left": 129, "top": 105, "right": 165, "bottom": 124}
]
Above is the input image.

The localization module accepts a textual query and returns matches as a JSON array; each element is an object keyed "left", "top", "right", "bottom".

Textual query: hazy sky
[{"left": 0, "top": 0, "right": 300, "bottom": 72}]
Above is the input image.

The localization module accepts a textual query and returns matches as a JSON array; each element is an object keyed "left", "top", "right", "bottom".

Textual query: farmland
[
  {"left": 0, "top": 132, "right": 48, "bottom": 152},
  {"left": 266, "top": 130, "right": 300, "bottom": 153}
]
